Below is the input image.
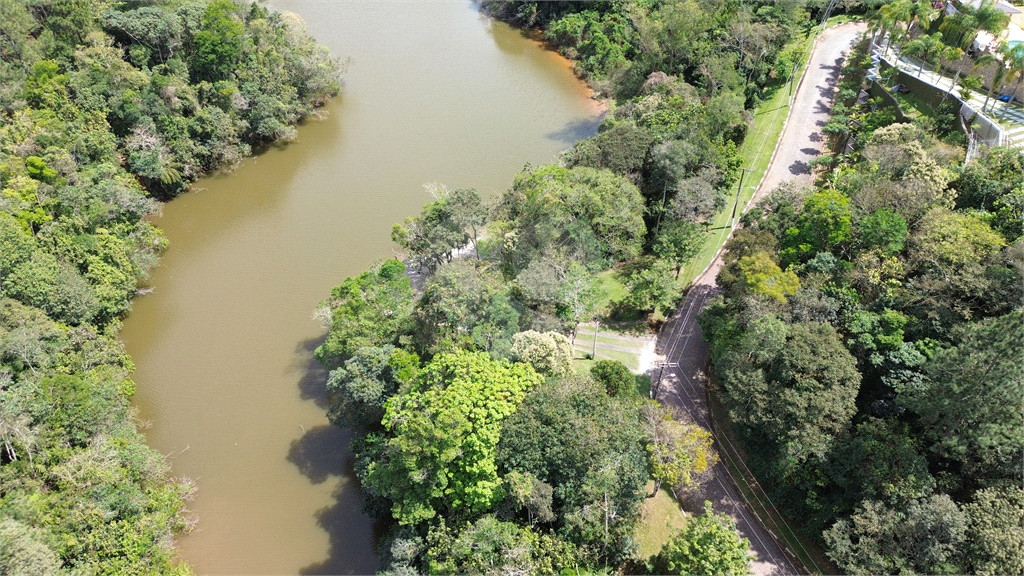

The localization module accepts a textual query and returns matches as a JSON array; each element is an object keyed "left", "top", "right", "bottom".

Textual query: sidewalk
[{"left": 875, "top": 40, "right": 1024, "bottom": 149}]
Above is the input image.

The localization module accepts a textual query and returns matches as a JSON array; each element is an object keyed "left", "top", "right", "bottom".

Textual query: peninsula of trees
[{"left": 318, "top": 2, "right": 813, "bottom": 574}]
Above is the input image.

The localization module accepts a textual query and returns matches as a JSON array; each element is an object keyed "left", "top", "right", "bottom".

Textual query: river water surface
[{"left": 119, "top": 2, "right": 600, "bottom": 573}]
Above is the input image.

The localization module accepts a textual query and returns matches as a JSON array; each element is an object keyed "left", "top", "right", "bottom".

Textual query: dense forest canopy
[
  {"left": 0, "top": 1, "right": 340, "bottom": 573},
  {"left": 4, "top": 0, "right": 1022, "bottom": 574},
  {"left": 700, "top": 21, "right": 1023, "bottom": 576}
]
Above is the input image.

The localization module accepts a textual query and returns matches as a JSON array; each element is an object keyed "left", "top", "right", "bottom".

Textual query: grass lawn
[
  {"left": 572, "top": 357, "right": 595, "bottom": 375},
  {"left": 572, "top": 346, "right": 640, "bottom": 371},
  {"left": 594, "top": 268, "right": 628, "bottom": 313},
  {"left": 591, "top": 348, "right": 641, "bottom": 370},
  {"left": 893, "top": 91, "right": 935, "bottom": 118},
  {"left": 635, "top": 482, "right": 689, "bottom": 560},
  {"left": 600, "top": 320, "right": 650, "bottom": 337},
  {"left": 573, "top": 332, "right": 646, "bottom": 348}
]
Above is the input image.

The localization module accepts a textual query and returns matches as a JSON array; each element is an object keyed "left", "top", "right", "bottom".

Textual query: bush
[{"left": 591, "top": 359, "right": 634, "bottom": 396}]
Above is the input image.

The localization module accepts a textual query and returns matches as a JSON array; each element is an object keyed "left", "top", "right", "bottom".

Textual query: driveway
[{"left": 654, "top": 22, "right": 866, "bottom": 576}]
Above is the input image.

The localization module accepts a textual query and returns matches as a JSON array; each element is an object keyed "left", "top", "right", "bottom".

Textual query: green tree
[
  {"left": 315, "top": 260, "right": 414, "bottom": 369},
  {"left": 898, "top": 310, "right": 1023, "bottom": 478},
  {"left": 963, "top": 486, "right": 1024, "bottom": 576},
  {"left": 994, "top": 41, "right": 1024, "bottom": 118},
  {"left": 496, "top": 376, "right": 648, "bottom": 565},
  {"left": 501, "top": 470, "right": 556, "bottom": 527},
  {"left": 391, "top": 186, "right": 486, "bottom": 272},
  {"left": 910, "top": 208, "right": 1006, "bottom": 278},
  {"left": 590, "top": 359, "right": 634, "bottom": 396},
  {"left": 626, "top": 258, "right": 680, "bottom": 314},
  {"left": 190, "top": 0, "right": 244, "bottom": 82},
  {"left": 653, "top": 220, "right": 707, "bottom": 278},
  {"left": 423, "top": 516, "right": 577, "bottom": 576},
  {"left": 640, "top": 401, "right": 718, "bottom": 495},
  {"left": 412, "top": 260, "right": 520, "bottom": 355},
  {"left": 902, "top": 208, "right": 1008, "bottom": 329},
  {"left": 494, "top": 165, "right": 646, "bottom": 273},
  {"left": 717, "top": 320, "right": 860, "bottom": 461},
  {"left": 824, "top": 495, "right": 967, "bottom": 575},
  {"left": 325, "top": 345, "right": 419, "bottom": 429},
  {"left": 783, "top": 189, "right": 853, "bottom": 260},
  {"left": 649, "top": 501, "right": 753, "bottom": 576},
  {"left": 0, "top": 519, "right": 64, "bottom": 576},
  {"left": 558, "top": 260, "right": 604, "bottom": 337},
  {"left": 856, "top": 208, "right": 907, "bottom": 256},
  {"left": 827, "top": 418, "right": 936, "bottom": 507},
  {"left": 101, "top": 6, "right": 183, "bottom": 65},
  {"left": 562, "top": 120, "right": 654, "bottom": 176},
  {"left": 736, "top": 251, "right": 800, "bottom": 303},
  {"left": 510, "top": 330, "right": 574, "bottom": 377},
  {"left": 363, "top": 351, "right": 542, "bottom": 525}
]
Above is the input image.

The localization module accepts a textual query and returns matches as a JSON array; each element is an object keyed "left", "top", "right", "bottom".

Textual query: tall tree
[
  {"left": 649, "top": 501, "right": 753, "bottom": 576},
  {"left": 640, "top": 401, "right": 718, "bottom": 495},
  {"left": 314, "top": 260, "right": 414, "bottom": 369},
  {"left": 716, "top": 319, "right": 860, "bottom": 461},
  {"left": 363, "top": 351, "right": 542, "bottom": 526},
  {"left": 653, "top": 220, "right": 707, "bottom": 278},
  {"left": 391, "top": 186, "right": 485, "bottom": 272},
  {"left": 493, "top": 165, "right": 646, "bottom": 274},
  {"left": 898, "top": 310, "right": 1023, "bottom": 479},
  {"left": 824, "top": 496, "right": 968, "bottom": 576}
]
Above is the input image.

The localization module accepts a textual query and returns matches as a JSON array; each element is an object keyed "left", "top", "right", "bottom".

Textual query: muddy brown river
[{"left": 118, "top": 1, "right": 600, "bottom": 573}]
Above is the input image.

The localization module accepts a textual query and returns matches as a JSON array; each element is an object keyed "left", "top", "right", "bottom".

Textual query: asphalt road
[
  {"left": 757, "top": 23, "right": 867, "bottom": 201},
  {"left": 653, "top": 22, "right": 866, "bottom": 576}
]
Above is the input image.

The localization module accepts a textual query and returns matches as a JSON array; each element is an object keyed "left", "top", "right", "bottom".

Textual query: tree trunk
[
  {"left": 983, "top": 83, "right": 998, "bottom": 112},
  {"left": 999, "top": 78, "right": 1023, "bottom": 121},
  {"left": 945, "top": 57, "right": 969, "bottom": 102},
  {"left": 651, "top": 477, "right": 662, "bottom": 497}
]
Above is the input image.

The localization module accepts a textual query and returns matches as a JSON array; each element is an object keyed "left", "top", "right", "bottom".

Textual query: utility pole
[
  {"left": 731, "top": 167, "right": 755, "bottom": 230},
  {"left": 788, "top": 59, "right": 799, "bottom": 100},
  {"left": 592, "top": 321, "right": 599, "bottom": 359},
  {"left": 655, "top": 182, "right": 667, "bottom": 233},
  {"left": 819, "top": 0, "right": 838, "bottom": 33}
]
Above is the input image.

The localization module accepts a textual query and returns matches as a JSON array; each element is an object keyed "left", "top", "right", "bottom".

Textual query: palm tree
[
  {"left": 973, "top": 52, "right": 1003, "bottom": 110},
  {"left": 973, "top": 0, "right": 1011, "bottom": 38},
  {"left": 959, "top": 74, "right": 984, "bottom": 100},
  {"left": 999, "top": 43, "right": 1024, "bottom": 121},
  {"left": 879, "top": 1, "right": 912, "bottom": 54},
  {"left": 905, "top": 32, "right": 946, "bottom": 76},
  {"left": 899, "top": 0, "right": 939, "bottom": 53},
  {"left": 868, "top": 5, "right": 891, "bottom": 47},
  {"left": 939, "top": 44, "right": 966, "bottom": 101},
  {"left": 940, "top": 1, "right": 1009, "bottom": 96},
  {"left": 904, "top": 36, "right": 931, "bottom": 73}
]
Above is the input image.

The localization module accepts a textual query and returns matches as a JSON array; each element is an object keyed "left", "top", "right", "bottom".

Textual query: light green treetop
[{"left": 365, "top": 351, "right": 543, "bottom": 525}]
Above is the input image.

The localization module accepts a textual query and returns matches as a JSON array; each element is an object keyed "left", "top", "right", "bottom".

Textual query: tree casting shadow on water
[
  {"left": 294, "top": 335, "right": 331, "bottom": 410},
  {"left": 546, "top": 114, "right": 605, "bottom": 145},
  {"left": 288, "top": 335, "right": 385, "bottom": 575}
]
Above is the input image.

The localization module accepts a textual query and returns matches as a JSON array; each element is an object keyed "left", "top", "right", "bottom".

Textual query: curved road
[{"left": 654, "top": 22, "right": 865, "bottom": 576}]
